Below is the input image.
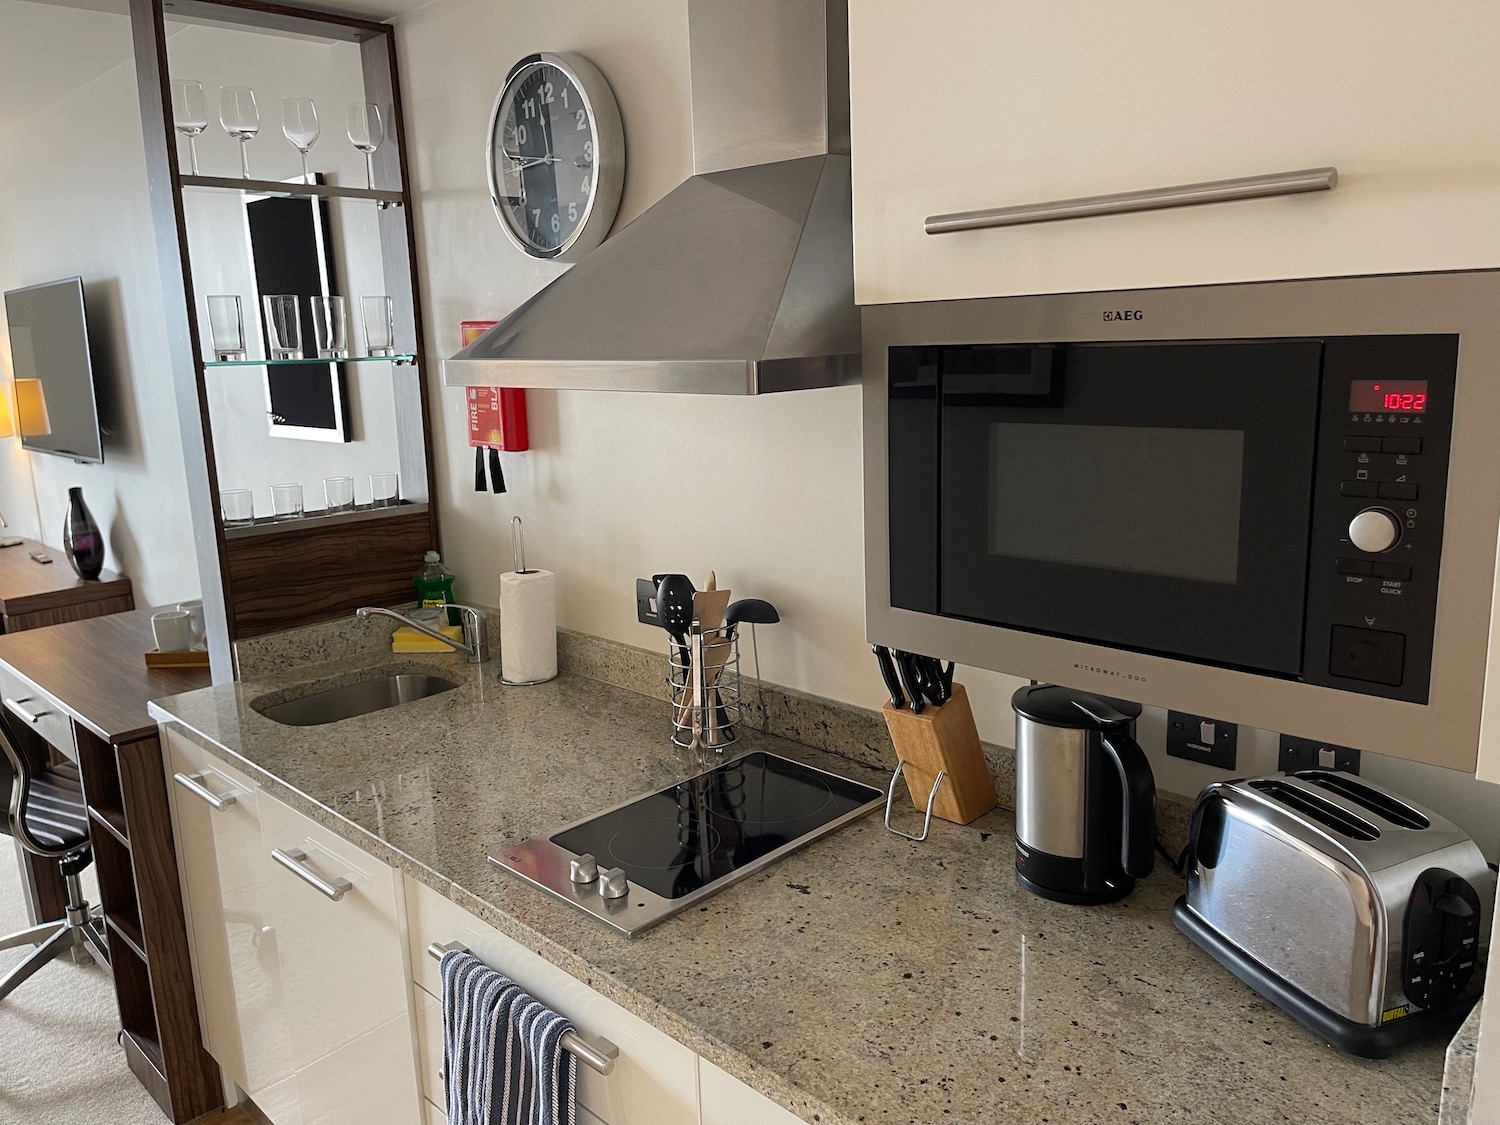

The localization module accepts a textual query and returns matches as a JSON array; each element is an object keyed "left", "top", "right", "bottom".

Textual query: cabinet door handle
[
  {"left": 4, "top": 696, "right": 51, "bottom": 725},
  {"left": 924, "top": 166, "right": 1338, "bottom": 234},
  {"left": 172, "top": 771, "right": 238, "bottom": 811},
  {"left": 270, "top": 847, "right": 353, "bottom": 901}
]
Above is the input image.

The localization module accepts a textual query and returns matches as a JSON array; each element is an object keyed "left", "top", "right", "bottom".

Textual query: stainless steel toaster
[{"left": 1174, "top": 769, "right": 1493, "bottom": 1057}]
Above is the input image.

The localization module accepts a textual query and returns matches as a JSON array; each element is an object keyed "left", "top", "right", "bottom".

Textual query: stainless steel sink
[{"left": 255, "top": 674, "right": 460, "bottom": 727}]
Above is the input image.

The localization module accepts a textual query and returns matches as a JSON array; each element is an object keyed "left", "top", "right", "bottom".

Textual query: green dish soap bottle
[{"left": 413, "top": 550, "right": 457, "bottom": 627}]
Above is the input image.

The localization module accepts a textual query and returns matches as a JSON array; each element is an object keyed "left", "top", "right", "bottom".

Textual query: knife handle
[{"left": 873, "top": 646, "right": 905, "bottom": 710}]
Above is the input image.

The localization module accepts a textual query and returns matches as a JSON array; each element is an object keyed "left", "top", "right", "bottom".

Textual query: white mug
[
  {"left": 152, "top": 610, "right": 194, "bottom": 653},
  {"left": 177, "top": 599, "right": 205, "bottom": 645}
]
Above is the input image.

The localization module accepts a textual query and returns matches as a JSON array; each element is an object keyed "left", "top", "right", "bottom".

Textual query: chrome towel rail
[
  {"left": 924, "top": 166, "right": 1338, "bottom": 235},
  {"left": 426, "top": 941, "right": 620, "bottom": 1075}
]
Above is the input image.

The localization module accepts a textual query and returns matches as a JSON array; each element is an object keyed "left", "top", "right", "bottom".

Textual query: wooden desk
[
  {"left": 0, "top": 608, "right": 221, "bottom": 1122},
  {"left": 0, "top": 536, "right": 134, "bottom": 632}
]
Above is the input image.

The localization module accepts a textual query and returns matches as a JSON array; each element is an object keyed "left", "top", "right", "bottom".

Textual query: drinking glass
[
  {"left": 220, "top": 85, "right": 260, "bottom": 179},
  {"left": 171, "top": 79, "right": 209, "bottom": 175},
  {"left": 262, "top": 295, "right": 302, "bottom": 360},
  {"left": 361, "top": 295, "right": 395, "bottom": 356},
  {"left": 206, "top": 295, "right": 246, "bottom": 361},
  {"left": 323, "top": 476, "right": 355, "bottom": 513},
  {"left": 282, "top": 97, "right": 320, "bottom": 185},
  {"left": 346, "top": 101, "right": 384, "bottom": 190},
  {"left": 311, "top": 295, "right": 348, "bottom": 359},
  {"left": 271, "top": 483, "right": 304, "bottom": 521},
  {"left": 220, "top": 489, "right": 254, "bottom": 526},
  {"left": 370, "top": 472, "right": 399, "bottom": 507}
]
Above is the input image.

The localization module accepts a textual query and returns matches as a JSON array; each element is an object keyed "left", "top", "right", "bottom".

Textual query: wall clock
[{"left": 486, "top": 52, "right": 625, "bottom": 262}]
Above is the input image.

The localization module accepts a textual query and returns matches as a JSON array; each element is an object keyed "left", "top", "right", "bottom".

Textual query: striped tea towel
[{"left": 441, "top": 949, "right": 579, "bottom": 1125}]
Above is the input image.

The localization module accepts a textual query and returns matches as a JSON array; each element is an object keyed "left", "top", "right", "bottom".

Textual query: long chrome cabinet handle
[
  {"left": 924, "top": 166, "right": 1338, "bottom": 234},
  {"left": 4, "top": 696, "right": 51, "bottom": 725},
  {"left": 172, "top": 771, "right": 238, "bottom": 811},
  {"left": 426, "top": 940, "right": 620, "bottom": 1074},
  {"left": 270, "top": 847, "right": 353, "bottom": 901}
]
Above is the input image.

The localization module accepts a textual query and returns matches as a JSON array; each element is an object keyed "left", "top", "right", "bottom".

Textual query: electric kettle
[{"left": 1010, "top": 684, "right": 1157, "bottom": 904}]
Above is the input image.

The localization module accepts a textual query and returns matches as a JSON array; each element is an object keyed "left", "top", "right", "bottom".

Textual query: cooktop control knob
[
  {"left": 1349, "top": 508, "right": 1401, "bottom": 554},
  {"left": 569, "top": 853, "right": 599, "bottom": 885},
  {"left": 598, "top": 867, "right": 629, "bottom": 900}
]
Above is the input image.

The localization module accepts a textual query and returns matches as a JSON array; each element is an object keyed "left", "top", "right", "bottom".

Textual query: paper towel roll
[{"left": 500, "top": 568, "right": 557, "bottom": 684}]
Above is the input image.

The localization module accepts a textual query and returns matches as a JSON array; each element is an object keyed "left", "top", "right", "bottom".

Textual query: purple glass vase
[{"left": 63, "top": 487, "right": 105, "bottom": 580}]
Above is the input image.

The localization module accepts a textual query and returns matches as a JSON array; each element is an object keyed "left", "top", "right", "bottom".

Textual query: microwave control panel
[{"left": 1302, "top": 334, "right": 1459, "bottom": 704}]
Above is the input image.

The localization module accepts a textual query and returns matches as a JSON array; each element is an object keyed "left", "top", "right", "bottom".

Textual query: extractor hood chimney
[{"left": 442, "top": 0, "right": 858, "bottom": 395}]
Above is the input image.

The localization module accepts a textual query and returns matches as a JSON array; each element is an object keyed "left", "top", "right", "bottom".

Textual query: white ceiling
[{"left": 0, "top": 0, "right": 136, "bottom": 128}]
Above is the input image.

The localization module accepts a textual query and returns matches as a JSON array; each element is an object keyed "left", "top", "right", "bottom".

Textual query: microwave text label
[{"left": 1102, "top": 309, "right": 1144, "bottom": 322}]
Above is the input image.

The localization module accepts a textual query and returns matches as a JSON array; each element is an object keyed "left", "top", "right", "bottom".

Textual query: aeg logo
[{"left": 1102, "top": 309, "right": 1144, "bottom": 322}]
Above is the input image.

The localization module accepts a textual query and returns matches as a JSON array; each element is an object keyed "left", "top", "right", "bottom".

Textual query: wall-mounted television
[{"left": 3, "top": 277, "right": 104, "bottom": 463}]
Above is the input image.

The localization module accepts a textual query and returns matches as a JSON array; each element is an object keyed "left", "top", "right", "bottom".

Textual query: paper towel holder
[{"left": 500, "top": 515, "right": 559, "bottom": 686}]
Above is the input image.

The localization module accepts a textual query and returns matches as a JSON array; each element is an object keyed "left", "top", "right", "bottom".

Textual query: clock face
[{"left": 492, "top": 61, "right": 598, "bottom": 256}]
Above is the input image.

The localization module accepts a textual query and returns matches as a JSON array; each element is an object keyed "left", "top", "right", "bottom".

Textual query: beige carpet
[{"left": 0, "top": 843, "right": 169, "bottom": 1124}]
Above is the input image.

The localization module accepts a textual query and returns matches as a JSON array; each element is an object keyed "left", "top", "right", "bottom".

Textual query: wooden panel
[
  {"left": 5, "top": 593, "right": 136, "bottom": 633},
  {"left": 0, "top": 609, "right": 210, "bottom": 745},
  {"left": 224, "top": 509, "right": 434, "bottom": 638},
  {"left": 118, "top": 733, "right": 224, "bottom": 1123}
]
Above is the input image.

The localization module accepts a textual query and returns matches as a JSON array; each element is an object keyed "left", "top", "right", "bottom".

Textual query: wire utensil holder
[{"left": 667, "top": 622, "right": 743, "bottom": 751}]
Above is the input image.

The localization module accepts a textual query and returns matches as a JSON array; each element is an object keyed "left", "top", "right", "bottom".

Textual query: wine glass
[
  {"left": 282, "top": 97, "right": 320, "bottom": 185},
  {"left": 220, "top": 85, "right": 260, "bottom": 179},
  {"left": 346, "top": 101, "right": 384, "bottom": 190},
  {"left": 170, "top": 79, "right": 208, "bottom": 175}
]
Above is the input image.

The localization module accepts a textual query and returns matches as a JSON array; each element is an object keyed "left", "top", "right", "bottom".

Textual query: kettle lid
[{"left": 1011, "top": 684, "right": 1144, "bottom": 729}]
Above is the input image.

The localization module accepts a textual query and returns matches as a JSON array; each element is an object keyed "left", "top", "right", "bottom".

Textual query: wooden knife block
[{"left": 881, "top": 683, "right": 997, "bottom": 825}]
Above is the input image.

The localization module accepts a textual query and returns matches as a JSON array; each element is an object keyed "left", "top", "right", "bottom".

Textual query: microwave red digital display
[{"left": 1349, "top": 380, "right": 1428, "bottom": 413}]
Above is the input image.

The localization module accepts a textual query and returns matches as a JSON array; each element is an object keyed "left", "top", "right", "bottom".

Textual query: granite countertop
[{"left": 150, "top": 639, "right": 1453, "bottom": 1125}]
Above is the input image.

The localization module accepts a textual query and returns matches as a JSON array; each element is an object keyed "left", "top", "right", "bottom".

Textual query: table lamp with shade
[{"left": 0, "top": 377, "right": 52, "bottom": 547}]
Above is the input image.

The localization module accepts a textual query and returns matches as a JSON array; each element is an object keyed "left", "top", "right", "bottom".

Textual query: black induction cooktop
[{"left": 490, "top": 752, "right": 885, "bottom": 936}]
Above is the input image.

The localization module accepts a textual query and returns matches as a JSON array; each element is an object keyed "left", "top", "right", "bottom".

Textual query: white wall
[
  {"left": 393, "top": 0, "right": 1500, "bottom": 854},
  {"left": 0, "top": 5, "right": 200, "bottom": 608}
]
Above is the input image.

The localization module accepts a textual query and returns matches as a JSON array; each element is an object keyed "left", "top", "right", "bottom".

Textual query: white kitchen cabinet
[
  {"left": 259, "top": 795, "right": 421, "bottom": 1125},
  {"left": 849, "top": 1, "right": 1500, "bottom": 305},
  {"left": 406, "top": 875, "right": 699, "bottom": 1125},
  {"left": 699, "top": 1058, "right": 806, "bottom": 1125},
  {"left": 165, "top": 728, "right": 301, "bottom": 1123}
]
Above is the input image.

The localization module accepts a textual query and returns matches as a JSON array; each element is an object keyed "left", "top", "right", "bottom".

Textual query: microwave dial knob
[{"left": 1349, "top": 508, "right": 1401, "bottom": 554}]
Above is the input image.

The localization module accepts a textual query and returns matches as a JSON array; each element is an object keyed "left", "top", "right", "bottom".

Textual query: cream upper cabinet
[
  {"left": 165, "top": 728, "right": 302, "bottom": 1124},
  {"left": 849, "top": 1, "right": 1500, "bottom": 305}
]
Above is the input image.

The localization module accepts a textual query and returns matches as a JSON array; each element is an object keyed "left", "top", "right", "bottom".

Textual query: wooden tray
[{"left": 144, "top": 648, "right": 211, "bottom": 669}]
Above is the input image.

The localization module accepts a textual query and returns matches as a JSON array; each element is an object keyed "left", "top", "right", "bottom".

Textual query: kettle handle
[{"left": 1099, "top": 729, "right": 1157, "bottom": 879}]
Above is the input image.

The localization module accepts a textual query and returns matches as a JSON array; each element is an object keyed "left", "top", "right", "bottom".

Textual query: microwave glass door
[{"left": 938, "top": 341, "right": 1324, "bottom": 673}]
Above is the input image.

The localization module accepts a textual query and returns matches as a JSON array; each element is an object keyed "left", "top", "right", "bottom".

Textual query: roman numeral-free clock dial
[{"left": 487, "top": 53, "right": 624, "bottom": 262}]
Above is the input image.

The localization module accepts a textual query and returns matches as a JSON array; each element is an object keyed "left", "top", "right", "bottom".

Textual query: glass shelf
[
  {"left": 204, "top": 355, "right": 416, "bottom": 368},
  {"left": 179, "top": 174, "right": 404, "bottom": 205},
  {"left": 223, "top": 500, "right": 429, "bottom": 539}
]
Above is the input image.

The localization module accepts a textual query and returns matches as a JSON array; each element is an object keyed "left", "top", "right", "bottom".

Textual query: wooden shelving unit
[{"left": 130, "top": 0, "right": 441, "bottom": 666}]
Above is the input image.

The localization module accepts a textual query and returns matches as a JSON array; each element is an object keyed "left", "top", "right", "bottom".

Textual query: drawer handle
[
  {"left": 172, "top": 771, "right": 238, "bottom": 811},
  {"left": 5, "top": 696, "right": 51, "bottom": 725},
  {"left": 426, "top": 940, "right": 620, "bottom": 1074},
  {"left": 270, "top": 847, "right": 353, "bottom": 901},
  {"left": 924, "top": 166, "right": 1338, "bottom": 235}
]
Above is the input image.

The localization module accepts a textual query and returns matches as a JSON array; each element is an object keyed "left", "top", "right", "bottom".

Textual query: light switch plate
[
  {"left": 1277, "top": 734, "right": 1361, "bottom": 775},
  {"left": 635, "top": 578, "right": 659, "bottom": 626},
  {"left": 1166, "top": 711, "right": 1237, "bottom": 770}
]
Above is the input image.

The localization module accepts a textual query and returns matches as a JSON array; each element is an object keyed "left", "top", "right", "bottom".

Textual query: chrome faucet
[{"left": 356, "top": 604, "right": 490, "bottom": 664}]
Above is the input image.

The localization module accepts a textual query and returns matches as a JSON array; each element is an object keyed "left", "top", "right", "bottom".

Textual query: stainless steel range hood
[{"left": 442, "top": 0, "right": 858, "bottom": 395}]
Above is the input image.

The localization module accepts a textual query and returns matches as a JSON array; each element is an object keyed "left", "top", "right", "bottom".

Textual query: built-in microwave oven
[{"left": 864, "top": 271, "right": 1500, "bottom": 771}]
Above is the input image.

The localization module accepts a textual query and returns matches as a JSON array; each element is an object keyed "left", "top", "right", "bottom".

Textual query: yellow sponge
[{"left": 391, "top": 623, "right": 464, "bottom": 653}]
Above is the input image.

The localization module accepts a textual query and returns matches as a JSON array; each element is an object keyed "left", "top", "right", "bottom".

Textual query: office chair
[{"left": 0, "top": 723, "right": 109, "bottom": 1000}]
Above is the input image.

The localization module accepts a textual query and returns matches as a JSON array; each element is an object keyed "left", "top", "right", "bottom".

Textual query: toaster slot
[
  {"left": 1248, "top": 780, "right": 1380, "bottom": 841},
  {"left": 1291, "top": 771, "right": 1432, "bottom": 830}
]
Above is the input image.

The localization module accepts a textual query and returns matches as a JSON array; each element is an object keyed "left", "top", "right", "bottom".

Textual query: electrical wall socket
[
  {"left": 1277, "top": 734, "right": 1361, "bottom": 774},
  {"left": 1166, "top": 711, "right": 1238, "bottom": 770},
  {"left": 636, "top": 578, "right": 660, "bottom": 626}
]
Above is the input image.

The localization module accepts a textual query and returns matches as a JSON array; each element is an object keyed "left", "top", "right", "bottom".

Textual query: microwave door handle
[{"left": 1099, "top": 729, "right": 1158, "bottom": 879}]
